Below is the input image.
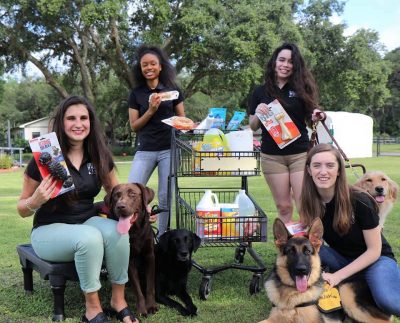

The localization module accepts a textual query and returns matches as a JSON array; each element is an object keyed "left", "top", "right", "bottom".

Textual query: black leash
[{"left": 150, "top": 205, "right": 168, "bottom": 244}]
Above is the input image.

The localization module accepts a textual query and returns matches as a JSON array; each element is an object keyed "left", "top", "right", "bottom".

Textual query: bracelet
[{"left": 25, "top": 198, "right": 39, "bottom": 213}]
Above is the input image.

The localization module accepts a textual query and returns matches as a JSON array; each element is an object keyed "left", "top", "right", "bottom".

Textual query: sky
[{"left": 332, "top": 0, "right": 400, "bottom": 51}]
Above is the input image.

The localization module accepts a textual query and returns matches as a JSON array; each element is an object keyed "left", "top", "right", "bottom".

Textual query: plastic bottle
[
  {"left": 196, "top": 190, "right": 221, "bottom": 238},
  {"left": 205, "top": 114, "right": 215, "bottom": 129},
  {"left": 235, "top": 190, "right": 256, "bottom": 236}
]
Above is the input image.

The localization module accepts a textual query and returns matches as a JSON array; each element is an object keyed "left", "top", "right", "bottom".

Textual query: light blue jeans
[
  {"left": 31, "top": 216, "right": 130, "bottom": 293},
  {"left": 128, "top": 149, "right": 172, "bottom": 236},
  {"left": 320, "top": 245, "right": 400, "bottom": 316}
]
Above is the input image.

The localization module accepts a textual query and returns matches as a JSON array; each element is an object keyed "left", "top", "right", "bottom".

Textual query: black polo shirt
[
  {"left": 249, "top": 84, "right": 310, "bottom": 155},
  {"left": 128, "top": 82, "right": 184, "bottom": 151},
  {"left": 322, "top": 192, "right": 395, "bottom": 260},
  {"left": 26, "top": 156, "right": 102, "bottom": 229}
]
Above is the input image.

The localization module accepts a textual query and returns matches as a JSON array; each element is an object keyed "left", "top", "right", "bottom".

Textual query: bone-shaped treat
[{"left": 274, "top": 112, "right": 293, "bottom": 140}]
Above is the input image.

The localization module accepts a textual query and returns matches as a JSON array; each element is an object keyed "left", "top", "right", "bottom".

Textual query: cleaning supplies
[
  {"left": 202, "top": 128, "right": 230, "bottom": 153},
  {"left": 196, "top": 190, "right": 221, "bottom": 238},
  {"left": 220, "top": 203, "right": 239, "bottom": 238},
  {"left": 235, "top": 190, "right": 256, "bottom": 237}
]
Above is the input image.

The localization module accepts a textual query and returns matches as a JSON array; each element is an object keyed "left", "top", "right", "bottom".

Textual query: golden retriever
[{"left": 354, "top": 171, "right": 398, "bottom": 227}]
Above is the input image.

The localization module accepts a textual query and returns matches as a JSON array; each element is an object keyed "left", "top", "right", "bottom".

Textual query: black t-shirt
[
  {"left": 128, "top": 82, "right": 184, "bottom": 151},
  {"left": 249, "top": 84, "right": 310, "bottom": 155},
  {"left": 26, "top": 157, "right": 102, "bottom": 229},
  {"left": 322, "top": 192, "right": 395, "bottom": 260}
]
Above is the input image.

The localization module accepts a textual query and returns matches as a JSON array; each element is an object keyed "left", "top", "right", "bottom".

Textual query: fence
[
  {"left": 374, "top": 137, "right": 400, "bottom": 157},
  {"left": 0, "top": 147, "right": 24, "bottom": 166}
]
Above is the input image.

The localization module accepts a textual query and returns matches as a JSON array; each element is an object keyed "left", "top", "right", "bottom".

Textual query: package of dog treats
[
  {"left": 256, "top": 99, "right": 301, "bottom": 149},
  {"left": 29, "top": 132, "right": 75, "bottom": 198},
  {"left": 148, "top": 90, "right": 179, "bottom": 102}
]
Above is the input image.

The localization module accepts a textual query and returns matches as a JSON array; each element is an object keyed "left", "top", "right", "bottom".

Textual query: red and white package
[
  {"left": 29, "top": 132, "right": 75, "bottom": 198},
  {"left": 256, "top": 99, "right": 301, "bottom": 149}
]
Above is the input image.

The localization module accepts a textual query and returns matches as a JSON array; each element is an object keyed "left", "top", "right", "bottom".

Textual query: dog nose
[
  {"left": 116, "top": 204, "right": 126, "bottom": 210},
  {"left": 375, "top": 186, "right": 384, "bottom": 194},
  {"left": 295, "top": 265, "right": 308, "bottom": 276}
]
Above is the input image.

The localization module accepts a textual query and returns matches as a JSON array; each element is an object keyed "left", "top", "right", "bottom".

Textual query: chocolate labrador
[
  {"left": 104, "top": 183, "right": 157, "bottom": 316},
  {"left": 155, "top": 229, "right": 201, "bottom": 316}
]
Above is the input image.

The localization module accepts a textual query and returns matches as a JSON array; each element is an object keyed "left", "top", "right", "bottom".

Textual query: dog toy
[
  {"left": 274, "top": 112, "right": 293, "bottom": 140},
  {"left": 38, "top": 152, "right": 73, "bottom": 188}
]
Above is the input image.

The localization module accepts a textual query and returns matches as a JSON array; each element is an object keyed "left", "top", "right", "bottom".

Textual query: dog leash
[{"left": 150, "top": 205, "right": 169, "bottom": 244}]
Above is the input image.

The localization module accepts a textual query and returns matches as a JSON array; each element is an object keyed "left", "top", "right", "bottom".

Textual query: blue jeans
[
  {"left": 31, "top": 216, "right": 130, "bottom": 293},
  {"left": 320, "top": 245, "right": 400, "bottom": 316},
  {"left": 128, "top": 149, "right": 172, "bottom": 235}
]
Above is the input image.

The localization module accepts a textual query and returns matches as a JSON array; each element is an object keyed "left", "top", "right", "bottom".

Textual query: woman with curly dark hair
[
  {"left": 17, "top": 96, "right": 137, "bottom": 323},
  {"left": 249, "top": 42, "right": 324, "bottom": 223},
  {"left": 128, "top": 45, "right": 185, "bottom": 236}
]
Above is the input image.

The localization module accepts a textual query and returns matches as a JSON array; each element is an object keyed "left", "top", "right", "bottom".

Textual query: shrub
[{"left": 0, "top": 154, "right": 13, "bottom": 169}]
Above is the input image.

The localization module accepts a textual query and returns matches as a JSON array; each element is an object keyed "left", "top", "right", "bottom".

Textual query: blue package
[
  {"left": 226, "top": 111, "right": 246, "bottom": 130},
  {"left": 209, "top": 107, "right": 227, "bottom": 130}
]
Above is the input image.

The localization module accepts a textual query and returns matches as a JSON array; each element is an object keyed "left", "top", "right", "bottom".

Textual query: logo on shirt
[
  {"left": 288, "top": 90, "right": 297, "bottom": 98},
  {"left": 87, "top": 163, "right": 96, "bottom": 175}
]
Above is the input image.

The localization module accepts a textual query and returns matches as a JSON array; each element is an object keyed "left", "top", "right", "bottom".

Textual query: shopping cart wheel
[
  {"left": 199, "top": 276, "right": 212, "bottom": 300},
  {"left": 234, "top": 245, "right": 246, "bottom": 264},
  {"left": 249, "top": 274, "right": 262, "bottom": 295}
]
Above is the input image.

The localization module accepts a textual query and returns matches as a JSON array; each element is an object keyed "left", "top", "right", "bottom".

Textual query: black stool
[{"left": 16, "top": 243, "right": 79, "bottom": 321}]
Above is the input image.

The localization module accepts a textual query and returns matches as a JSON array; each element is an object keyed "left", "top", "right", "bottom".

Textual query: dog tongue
[
  {"left": 117, "top": 215, "right": 133, "bottom": 235},
  {"left": 375, "top": 196, "right": 385, "bottom": 203},
  {"left": 295, "top": 275, "right": 308, "bottom": 293}
]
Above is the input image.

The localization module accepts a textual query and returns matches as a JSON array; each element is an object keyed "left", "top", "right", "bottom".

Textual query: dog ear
[
  {"left": 388, "top": 178, "right": 398, "bottom": 201},
  {"left": 191, "top": 232, "right": 202, "bottom": 253},
  {"left": 273, "top": 218, "right": 291, "bottom": 249},
  {"left": 134, "top": 183, "right": 155, "bottom": 206},
  {"left": 307, "top": 218, "right": 324, "bottom": 251},
  {"left": 158, "top": 231, "right": 170, "bottom": 253},
  {"left": 104, "top": 185, "right": 118, "bottom": 209}
]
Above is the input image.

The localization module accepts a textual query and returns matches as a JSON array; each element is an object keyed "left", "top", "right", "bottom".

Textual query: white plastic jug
[
  {"left": 235, "top": 190, "right": 256, "bottom": 236},
  {"left": 196, "top": 190, "right": 221, "bottom": 238}
]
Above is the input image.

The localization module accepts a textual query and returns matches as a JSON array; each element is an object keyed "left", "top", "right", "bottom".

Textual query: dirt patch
[{"left": 0, "top": 166, "right": 21, "bottom": 173}]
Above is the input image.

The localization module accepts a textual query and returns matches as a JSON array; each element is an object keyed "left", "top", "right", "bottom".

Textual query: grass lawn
[{"left": 0, "top": 156, "right": 399, "bottom": 322}]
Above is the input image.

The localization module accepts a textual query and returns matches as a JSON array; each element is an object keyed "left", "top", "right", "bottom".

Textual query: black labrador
[{"left": 155, "top": 229, "right": 201, "bottom": 316}]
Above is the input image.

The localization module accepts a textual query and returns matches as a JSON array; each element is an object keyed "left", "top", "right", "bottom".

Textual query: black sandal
[
  {"left": 82, "top": 312, "right": 110, "bottom": 323},
  {"left": 105, "top": 306, "right": 137, "bottom": 322},
  {"left": 115, "top": 306, "right": 137, "bottom": 322}
]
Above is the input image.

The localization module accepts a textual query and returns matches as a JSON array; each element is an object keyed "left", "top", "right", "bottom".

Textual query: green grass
[{"left": 1, "top": 157, "right": 399, "bottom": 322}]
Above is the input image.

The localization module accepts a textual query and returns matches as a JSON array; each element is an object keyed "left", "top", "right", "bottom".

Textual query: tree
[
  {"left": 383, "top": 48, "right": 400, "bottom": 135},
  {"left": 0, "top": 0, "right": 302, "bottom": 116}
]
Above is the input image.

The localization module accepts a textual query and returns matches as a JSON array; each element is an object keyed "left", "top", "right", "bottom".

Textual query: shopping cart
[{"left": 168, "top": 129, "right": 268, "bottom": 299}]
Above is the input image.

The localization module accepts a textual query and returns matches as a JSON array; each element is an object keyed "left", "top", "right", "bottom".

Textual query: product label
[
  {"left": 221, "top": 205, "right": 239, "bottom": 238},
  {"left": 196, "top": 210, "right": 221, "bottom": 237},
  {"left": 29, "top": 132, "right": 75, "bottom": 198}
]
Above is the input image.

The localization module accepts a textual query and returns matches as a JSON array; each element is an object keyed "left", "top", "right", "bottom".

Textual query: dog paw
[
  {"left": 187, "top": 304, "right": 197, "bottom": 316},
  {"left": 146, "top": 304, "right": 158, "bottom": 314}
]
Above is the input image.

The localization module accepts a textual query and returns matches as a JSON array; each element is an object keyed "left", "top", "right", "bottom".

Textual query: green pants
[{"left": 31, "top": 216, "right": 130, "bottom": 293}]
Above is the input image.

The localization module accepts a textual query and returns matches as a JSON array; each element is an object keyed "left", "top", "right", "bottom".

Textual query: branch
[
  {"left": 23, "top": 50, "right": 69, "bottom": 98},
  {"left": 67, "top": 36, "right": 94, "bottom": 101},
  {"left": 184, "top": 71, "right": 207, "bottom": 98},
  {"left": 110, "top": 19, "right": 135, "bottom": 88}
]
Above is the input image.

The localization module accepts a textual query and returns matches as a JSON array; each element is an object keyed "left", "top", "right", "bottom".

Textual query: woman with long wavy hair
[{"left": 249, "top": 42, "right": 323, "bottom": 223}]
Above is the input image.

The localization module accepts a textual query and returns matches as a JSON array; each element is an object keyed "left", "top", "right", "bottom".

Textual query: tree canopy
[{"left": 1, "top": 0, "right": 398, "bottom": 145}]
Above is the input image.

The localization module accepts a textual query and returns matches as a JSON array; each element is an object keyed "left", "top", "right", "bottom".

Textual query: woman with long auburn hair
[{"left": 300, "top": 143, "right": 400, "bottom": 316}]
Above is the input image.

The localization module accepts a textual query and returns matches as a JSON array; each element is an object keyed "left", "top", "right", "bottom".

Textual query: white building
[
  {"left": 12, "top": 117, "right": 50, "bottom": 141},
  {"left": 312, "top": 111, "right": 373, "bottom": 158}
]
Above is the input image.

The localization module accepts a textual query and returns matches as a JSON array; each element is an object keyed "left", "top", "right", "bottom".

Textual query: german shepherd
[{"left": 259, "top": 218, "right": 392, "bottom": 323}]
